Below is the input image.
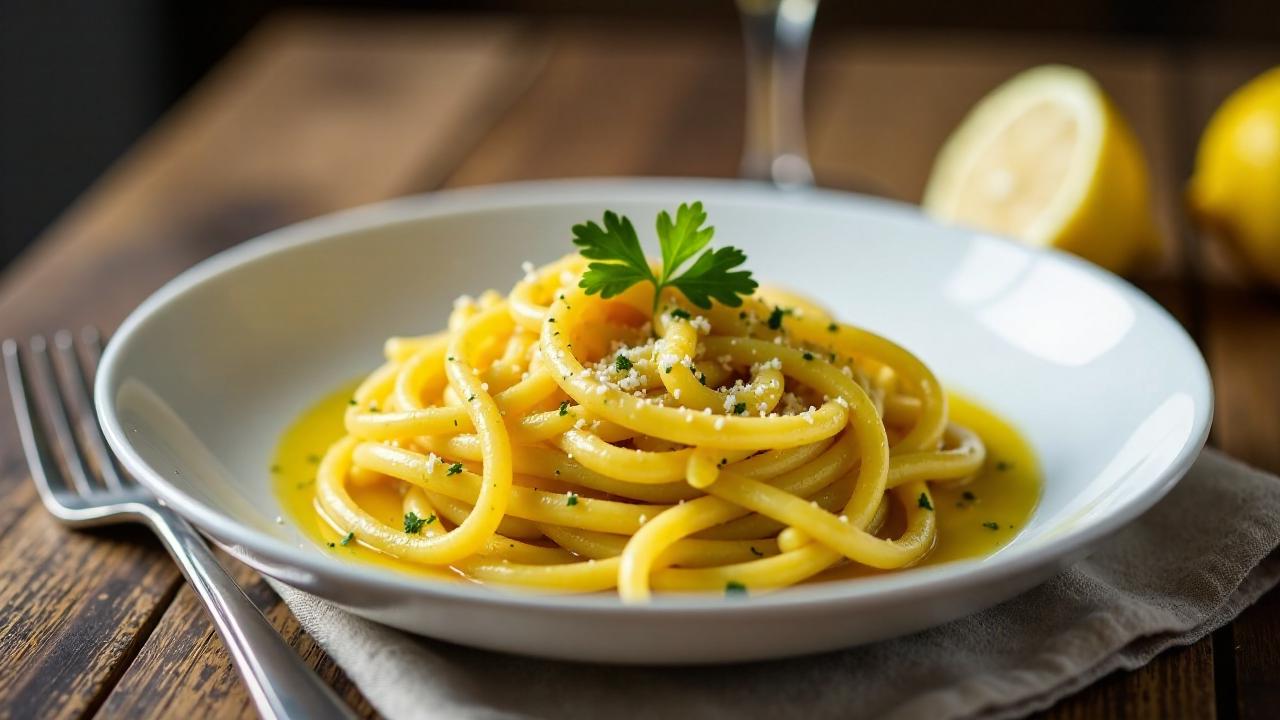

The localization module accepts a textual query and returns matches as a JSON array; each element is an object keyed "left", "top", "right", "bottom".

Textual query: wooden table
[{"left": 0, "top": 12, "right": 1276, "bottom": 719}]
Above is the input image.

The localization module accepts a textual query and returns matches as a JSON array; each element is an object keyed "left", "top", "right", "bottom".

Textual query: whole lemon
[{"left": 1188, "top": 67, "right": 1280, "bottom": 285}]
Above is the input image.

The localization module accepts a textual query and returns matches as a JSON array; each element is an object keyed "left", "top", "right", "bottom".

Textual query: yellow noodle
[{"left": 304, "top": 252, "right": 993, "bottom": 600}]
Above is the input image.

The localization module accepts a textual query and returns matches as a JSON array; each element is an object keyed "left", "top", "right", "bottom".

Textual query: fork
[{"left": 3, "top": 330, "right": 355, "bottom": 720}]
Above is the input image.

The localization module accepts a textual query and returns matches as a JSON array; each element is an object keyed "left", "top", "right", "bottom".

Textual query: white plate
[{"left": 95, "top": 178, "right": 1212, "bottom": 664}]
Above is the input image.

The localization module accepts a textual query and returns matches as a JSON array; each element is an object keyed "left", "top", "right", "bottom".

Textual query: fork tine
[
  {"left": 53, "top": 330, "right": 126, "bottom": 491},
  {"left": 4, "top": 339, "right": 78, "bottom": 505},
  {"left": 77, "top": 328, "right": 133, "bottom": 487},
  {"left": 25, "top": 335, "right": 97, "bottom": 496}
]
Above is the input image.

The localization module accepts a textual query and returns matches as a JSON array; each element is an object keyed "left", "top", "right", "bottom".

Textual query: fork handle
[{"left": 143, "top": 505, "right": 356, "bottom": 720}]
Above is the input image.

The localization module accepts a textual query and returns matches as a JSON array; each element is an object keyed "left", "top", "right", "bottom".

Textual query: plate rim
[{"left": 94, "top": 176, "right": 1214, "bottom": 614}]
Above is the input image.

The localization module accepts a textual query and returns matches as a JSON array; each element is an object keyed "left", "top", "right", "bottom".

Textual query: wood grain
[
  {"left": 99, "top": 552, "right": 377, "bottom": 719},
  {"left": 447, "top": 21, "right": 746, "bottom": 186},
  {"left": 0, "top": 11, "right": 541, "bottom": 719},
  {"left": 2, "top": 11, "right": 1277, "bottom": 720}
]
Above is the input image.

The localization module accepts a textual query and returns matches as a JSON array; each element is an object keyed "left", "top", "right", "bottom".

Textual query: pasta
[{"left": 310, "top": 251, "right": 993, "bottom": 601}]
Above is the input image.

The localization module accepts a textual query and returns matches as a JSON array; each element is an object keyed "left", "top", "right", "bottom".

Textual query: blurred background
[{"left": 1, "top": 0, "right": 1277, "bottom": 274}]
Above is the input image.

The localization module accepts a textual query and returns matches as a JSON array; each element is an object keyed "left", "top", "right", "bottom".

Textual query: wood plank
[
  {"left": 0, "top": 505, "right": 178, "bottom": 719},
  {"left": 98, "top": 552, "right": 377, "bottom": 719},
  {"left": 0, "top": 11, "right": 542, "bottom": 719},
  {"left": 1036, "top": 642, "right": 1218, "bottom": 720},
  {"left": 1186, "top": 44, "right": 1280, "bottom": 720},
  {"left": 447, "top": 20, "right": 746, "bottom": 186}
]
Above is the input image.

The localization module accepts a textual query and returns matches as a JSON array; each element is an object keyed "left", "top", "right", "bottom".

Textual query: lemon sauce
[{"left": 274, "top": 384, "right": 1041, "bottom": 584}]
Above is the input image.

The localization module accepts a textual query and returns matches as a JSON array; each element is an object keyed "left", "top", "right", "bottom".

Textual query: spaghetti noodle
[{"left": 310, "top": 243, "right": 994, "bottom": 601}]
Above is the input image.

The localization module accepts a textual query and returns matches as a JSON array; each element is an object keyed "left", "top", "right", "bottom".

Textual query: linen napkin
[{"left": 271, "top": 448, "right": 1280, "bottom": 720}]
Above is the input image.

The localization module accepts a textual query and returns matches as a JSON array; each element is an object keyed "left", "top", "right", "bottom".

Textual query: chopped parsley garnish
[
  {"left": 269, "top": 464, "right": 281, "bottom": 474},
  {"left": 573, "top": 202, "right": 757, "bottom": 312},
  {"left": 995, "top": 460, "right": 1013, "bottom": 472},
  {"left": 547, "top": 317, "right": 555, "bottom": 323},
  {"left": 339, "top": 532, "right": 354, "bottom": 546},
  {"left": 725, "top": 581, "right": 748, "bottom": 596},
  {"left": 559, "top": 401, "right": 570, "bottom": 416},
  {"left": 305, "top": 453, "right": 320, "bottom": 464},
  {"left": 670, "top": 308, "right": 691, "bottom": 320},
  {"left": 615, "top": 354, "right": 633, "bottom": 371},
  {"left": 446, "top": 462, "right": 463, "bottom": 476},
  {"left": 566, "top": 492, "right": 579, "bottom": 507},
  {"left": 403, "top": 512, "right": 428, "bottom": 534},
  {"left": 664, "top": 366, "right": 673, "bottom": 373},
  {"left": 767, "top": 306, "right": 785, "bottom": 330},
  {"left": 733, "top": 402, "right": 747, "bottom": 415},
  {"left": 982, "top": 521, "right": 1000, "bottom": 531},
  {"left": 962, "top": 491, "right": 977, "bottom": 501},
  {"left": 802, "top": 351, "right": 814, "bottom": 361},
  {"left": 696, "top": 372, "right": 707, "bottom": 386},
  {"left": 918, "top": 492, "right": 934, "bottom": 511},
  {"left": 327, "top": 542, "right": 335, "bottom": 548},
  {"left": 749, "top": 546, "right": 764, "bottom": 557},
  {"left": 827, "top": 322, "right": 838, "bottom": 333},
  {"left": 447, "top": 356, "right": 454, "bottom": 361},
  {"left": 347, "top": 398, "right": 357, "bottom": 406}
]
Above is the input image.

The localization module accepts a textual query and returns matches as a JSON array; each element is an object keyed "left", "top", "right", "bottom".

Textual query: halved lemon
[{"left": 923, "top": 65, "right": 1159, "bottom": 274}]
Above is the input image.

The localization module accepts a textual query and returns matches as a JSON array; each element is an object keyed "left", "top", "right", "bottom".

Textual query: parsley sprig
[{"left": 573, "top": 202, "right": 758, "bottom": 313}]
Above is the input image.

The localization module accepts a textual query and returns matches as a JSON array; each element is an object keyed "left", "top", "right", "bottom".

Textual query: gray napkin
[{"left": 271, "top": 449, "right": 1280, "bottom": 720}]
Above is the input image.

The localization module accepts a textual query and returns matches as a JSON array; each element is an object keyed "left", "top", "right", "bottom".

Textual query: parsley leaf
[
  {"left": 446, "top": 462, "right": 463, "bottom": 476},
  {"left": 575, "top": 203, "right": 757, "bottom": 312},
  {"left": 656, "top": 201, "right": 715, "bottom": 285},
  {"left": 725, "top": 581, "right": 748, "bottom": 596},
  {"left": 918, "top": 492, "right": 934, "bottom": 511},
  {"left": 668, "top": 246, "right": 755, "bottom": 309}
]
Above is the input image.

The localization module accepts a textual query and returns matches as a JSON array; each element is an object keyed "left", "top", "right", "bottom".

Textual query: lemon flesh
[
  {"left": 924, "top": 65, "right": 1158, "bottom": 275},
  {"left": 1188, "top": 67, "right": 1280, "bottom": 285}
]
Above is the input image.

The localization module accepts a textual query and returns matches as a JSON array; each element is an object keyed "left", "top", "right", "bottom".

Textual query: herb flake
[{"left": 404, "top": 512, "right": 428, "bottom": 534}]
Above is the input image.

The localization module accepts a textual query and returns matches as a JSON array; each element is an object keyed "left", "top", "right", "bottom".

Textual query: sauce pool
[{"left": 273, "top": 384, "right": 1041, "bottom": 584}]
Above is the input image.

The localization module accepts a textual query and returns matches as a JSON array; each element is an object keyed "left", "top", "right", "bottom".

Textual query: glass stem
[{"left": 737, "top": 0, "right": 819, "bottom": 189}]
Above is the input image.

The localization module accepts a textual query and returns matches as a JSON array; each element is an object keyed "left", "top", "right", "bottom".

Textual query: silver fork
[{"left": 4, "top": 330, "right": 355, "bottom": 720}]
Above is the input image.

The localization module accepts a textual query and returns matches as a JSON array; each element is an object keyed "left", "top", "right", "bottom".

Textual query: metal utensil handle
[
  {"left": 737, "top": 0, "right": 820, "bottom": 188},
  {"left": 143, "top": 504, "right": 355, "bottom": 720}
]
